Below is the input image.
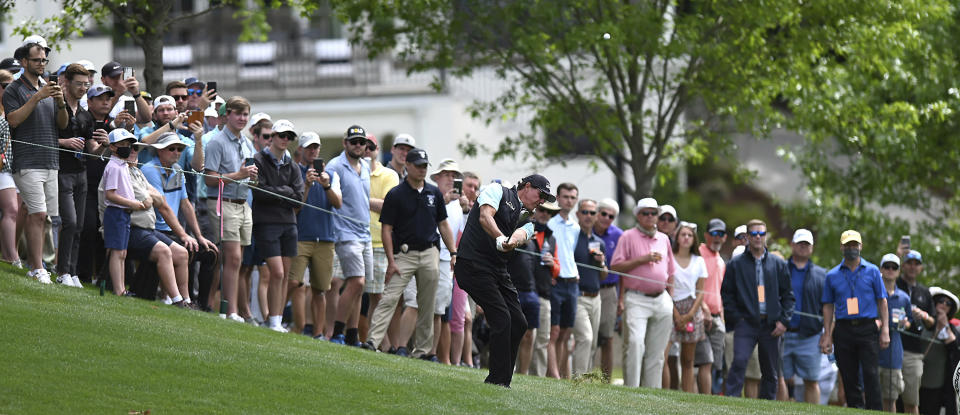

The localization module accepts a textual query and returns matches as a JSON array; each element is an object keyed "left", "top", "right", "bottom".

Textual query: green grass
[{"left": 0, "top": 264, "right": 870, "bottom": 414}]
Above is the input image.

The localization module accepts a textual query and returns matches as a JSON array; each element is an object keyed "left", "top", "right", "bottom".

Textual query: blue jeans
[{"left": 726, "top": 319, "right": 782, "bottom": 399}]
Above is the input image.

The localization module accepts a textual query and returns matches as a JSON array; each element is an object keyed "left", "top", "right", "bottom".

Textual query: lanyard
[{"left": 844, "top": 266, "right": 859, "bottom": 298}]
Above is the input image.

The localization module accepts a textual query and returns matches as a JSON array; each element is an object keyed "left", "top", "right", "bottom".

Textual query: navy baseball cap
[
  {"left": 184, "top": 77, "right": 204, "bottom": 88},
  {"left": 405, "top": 147, "right": 430, "bottom": 166},
  {"left": 345, "top": 125, "right": 366, "bottom": 140},
  {"left": 519, "top": 174, "right": 556, "bottom": 202},
  {"left": 101, "top": 61, "right": 122, "bottom": 78}
]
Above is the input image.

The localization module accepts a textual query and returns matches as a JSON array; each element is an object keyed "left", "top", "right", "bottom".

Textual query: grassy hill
[{"left": 0, "top": 264, "right": 870, "bottom": 414}]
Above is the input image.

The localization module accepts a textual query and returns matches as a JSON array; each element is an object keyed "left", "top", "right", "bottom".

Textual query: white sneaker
[
  {"left": 162, "top": 296, "right": 173, "bottom": 305},
  {"left": 227, "top": 313, "right": 244, "bottom": 323},
  {"left": 31, "top": 269, "right": 52, "bottom": 284},
  {"left": 11, "top": 259, "right": 23, "bottom": 269},
  {"left": 56, "top": 273, "right": 75, "bottom": 287},
  {"left": 268, "top": 324, "right": 288, "bottom": 333},
  {"left": 71, "top": 276, "right": 82, "bottom": 288}
]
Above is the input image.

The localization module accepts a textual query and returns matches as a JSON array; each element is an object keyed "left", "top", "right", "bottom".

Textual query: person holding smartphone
[{"left": 570, "top": 199, "right": 608, "bottom": 378}]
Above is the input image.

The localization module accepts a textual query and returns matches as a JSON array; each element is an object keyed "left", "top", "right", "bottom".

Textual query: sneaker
[
  {"left": 71, "top": 276, "right": 82, "bottom": 288},
  {"left": 329, "top": 334, "right": 346, "bottom": 345},
  {"left": 173, "top": 300, "right": 189, "bottom": 309},
  {"left": 268, "top": 324, "right": 288, "bottom": 333},
  {"left": 360, "top": 341, "right": 378, "bottom": 351},
  {"left": 30, "top": 269, "right": 52, "bottom": 284},
  {"left": 387, "top": 347, "right": 397, "bottom": 355},
  {"left": 227, "top": 313, "right": 244, "bottom": 322},
  {"left": 312, "top": 334, "right": 327, "bottom": 341},
  {"left": 10, "top": 259, "right": 23, "bottom": 269},
  {"left": 395, "top": 346, "right": 409, "bottom": 357},
  {"left": 161, "top": 296, "right": 173, "bottom": 305},
  {"left": 419, "top": 354, "right": 439, "bottom": 363},
  {"left": 56, "top": 273, "right": 75, "bottom": 287}
]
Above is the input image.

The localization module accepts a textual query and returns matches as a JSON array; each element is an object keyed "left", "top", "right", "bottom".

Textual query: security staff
[
  {"left": 363, "top": 148, "right": 456, "bottom": 359},
  {"left": 455, "top": 174, "right": 555, "bottom": 387},
  {"left": 820, "top": 229, "right": 889, "bottom": 410}
]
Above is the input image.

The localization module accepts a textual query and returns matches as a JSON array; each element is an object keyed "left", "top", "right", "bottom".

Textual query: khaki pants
[
  {"left": 623, "top": 290, "right": 673, "bottom": 388},
  {"left": 572, "top": 294, "right": 602, "bottom": 376},
  {"left": 529, "top": 296, "right": 552, "bottom": 376},
  {"left": 366, "top": 248, "right": 439, "bottom": 357}
]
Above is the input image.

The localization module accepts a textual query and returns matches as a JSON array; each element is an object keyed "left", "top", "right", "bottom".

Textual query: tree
[
  {"left": 8, "top": 0, "right": 318, "bottom": 94},
  {"left": 332, "top": 0, "right": 939, "bottom": 201}
]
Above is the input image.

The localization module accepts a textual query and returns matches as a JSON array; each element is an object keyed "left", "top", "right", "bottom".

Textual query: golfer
[{"left": 455, "top": 174, "right": 555, "bottom": 387}]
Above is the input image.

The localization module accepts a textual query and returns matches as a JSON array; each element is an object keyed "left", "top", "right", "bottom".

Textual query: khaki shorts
[
  {"left": 879, "top": 367, "right": 904, "bottom": 402},
  {"left": 289, "top": 241, "right": 334, "bottom": 291},
  {"left": 14, "top": 169, "right": 58, "bottom": 215},
  {"left": 902, "top": 351, "right": 924, "bottom": 406},
  {"left": 206, "top": 199, "right": 252, "bottom": 245},
  {"left": 366, "top": 247, "right": 388, "bottom": 294}
]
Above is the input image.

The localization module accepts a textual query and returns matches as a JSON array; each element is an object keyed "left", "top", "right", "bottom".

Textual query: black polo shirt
[
  {"left": 380, "top": 179, "right": 447, "bottom": 250},
  {"left": 58, "top": 105, "right": 94, "bottom": 173},
  {"left": 575, "top": 230, "right": 605, "bottom": 294},
  {"left": 896, "top": 277, "right": 934, "bottom": 354}
]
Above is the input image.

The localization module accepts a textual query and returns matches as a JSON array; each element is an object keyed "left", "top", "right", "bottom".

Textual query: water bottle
[{"left": 540, "top": 239, "right": 551, "bottom": 265}]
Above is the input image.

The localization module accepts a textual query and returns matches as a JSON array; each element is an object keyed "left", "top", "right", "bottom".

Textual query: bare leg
[
  {"left": 0, "top": 188, "right": 19, "bottom": 262},
  {"left": 149, "top": 242, "right": 180, "bottom": 299},
  {"left": 697, "top": 364, "right": 712, "bottom": 394},
  {"left": 171, "top": 244, "right": 190, "bottom": 301},
  {"left": 257, "top": 264, "right": 271, "bottom": 319},
  {"left": 220, "top": 241, "right": 242, "bottom": 315},
  {"left": 108, "top": 249, "right": 126, "bottom": 295},
  {"left": 547, "top": 325, "right": 561, "bottom": 378},
  {"left": 680, "top": 342, "right": 697, "bottom": 393},
  {"left": 25, "top": 212, "right": 46, "bottom": 270},
  {"left": 265, "top": 256, "right": 287, "bottom": 320},
  {"left": 557, "top": 328, "right": 572, "bottom": 379},
  {"left": 516, "top": 329, "right": 535, "bottom": 374},
  {"left": 238, "top": 265, "right": 252, "bottom": 318},
  {"left": 310, "top": 287, "right": 326, "bottom": 337},
  {"left": 438, "top": 321, "right": 451, "bottom": 364},
  {"left": 462, "top": 314, "right": 474, "bottom": 366},
  {"left": 600, "top": 336, "right": 614, "bottom": 382},
  {"left": 803, "top": 380, "right": 820, "bottom": 406},
  {"left": 324, "top": 278, "right": 342, "bottom": 338}
]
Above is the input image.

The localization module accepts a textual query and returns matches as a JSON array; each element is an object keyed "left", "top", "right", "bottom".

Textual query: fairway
[{"left": 0, "top": 265, "right": 869, "bottom": 414}]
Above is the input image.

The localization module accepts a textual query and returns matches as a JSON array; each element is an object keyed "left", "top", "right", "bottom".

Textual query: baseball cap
[
  {"left": 707, "top": 218, "right": 726, "bottom": 233},
  {"left": 76, "top": 59, "right": 96, "bottom": 74},
  {"left": 659, "top": 205, "right": 677, "bottom": 220},
  {"left": 429, "top": 159, "right": 463, "bottom": 182},
  {"left": 880, "top": 253, "right": 900, "bottom": 267},
  {"left": 183, "top": 77, "right": 203, "bottom": 88},
  {"left": 632, "top": 197, "right": 659, "bottom": 216},
  {"left": 151, "top": 132, "right": 186, "bottom": 150},
  {"left": 249, "top": 112, "right": 271, "bottom": 128},
  {"left": 519, "top": 174, "right": 556, "bottom": 203},
  {"left": 734, "top": 225, "right": 747, "bottom": 238},
  {"left": 393, "top": 133, "right": 415, "bottom": 148},
  {"left": 214, "top": 95, "right": 225, "bottom": 106},
  {"left": 406, "top": 147, "right": 430, "bottom": 166},
  {"left": 345, "top": 125, "right": 366, "bottom": 140},
  {"left": 101, "top": 61, "right": 123, "bottom": 78},
  {"left": 203, "top": 107, "right": 218, "bottom": 118},
  {"left": 0, "top": 58, "right": 22, "bottom": 73},
  {"left": 272, "top": 119, "right": 296, "bottom": 135},
  {"left": 299, "top": 132, "right": 322, "bottom": 148},
  {"left": 905, "top": 250, "right": 922, "bottom": 263},
  {"left": 55, "top": 63, "right": 70, "bottom": 76},
  {"left": 139, "top": 90, "right": 153, "bottom": 102},
  {"left": 22, "top": 35, "right": 50, "bottom": 53},
  {"left": 792, "top": 229, "right": 814, "bottom": 245},
  {"left": 539, "top": 200, "right": 561, "bottom": 212},
  {"left": 367, "top": 134, "right": 378, "bottom": 148},
  {"left": 86, "top": 84, "right": 114, "bottom": 99},
  {"left": 840, "top": 230, "right": 862, "bottom": 245},
  {"left": 108, "top": 128, "right": 137, "bottom": 144},
  {"left": 153, "top": 95, "right": 175, "bottom": 109}
]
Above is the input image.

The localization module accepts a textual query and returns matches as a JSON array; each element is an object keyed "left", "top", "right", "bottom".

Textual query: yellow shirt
[{"left": 369, "top": 163, "right": 400, "bottom": 248}]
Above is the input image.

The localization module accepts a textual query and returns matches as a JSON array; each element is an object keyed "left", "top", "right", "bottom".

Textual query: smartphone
[
  {"left": 901, "top": 235, "right": 911, "bottom": 250},
  {"left": 124, "top": 100, "right": 136, "bottom": 115},
  {"left": 453, "top": 178, "right": 463, "bottom": 193},
  {"left": 313, "top": 158, "right": 325, "bottom": 172},
  {"left": 122, "top": 66, "right": 133, "bottom": 80},
  {"left": 244, "top": 157, "right": 255, "bottom": 167},
  {"left": 187, "top": 110, "right": 203, "bottom": 126},
  {"left": 206, "top": 81, "right": 217, "bottom": 93},
  {"left": 47, "top": 74, "right": 58, "bottom": 84},
  {"left": 93, "top": 121, "right": 107, "bottom": 132}
]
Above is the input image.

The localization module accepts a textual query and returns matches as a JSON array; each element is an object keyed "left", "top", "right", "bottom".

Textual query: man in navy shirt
[
  {"left": 820, "top": 229, "right": 889, "bottom": 410},
  {"left": 782, "top": 228, "right": 826, "bottom": 404},
  {"left": 364, "top": 148, "right": 456, "bottom": 358},
  {"left": 593, "top": 197, "right": 622, "bottom": 381},
  {"left": 571, "top": 199, "right": 607, "bottom": 376}
]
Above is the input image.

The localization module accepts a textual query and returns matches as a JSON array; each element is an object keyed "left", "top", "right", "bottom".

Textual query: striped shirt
[{"left": 2, "top": 77, "right": 59, "bottom": 172}]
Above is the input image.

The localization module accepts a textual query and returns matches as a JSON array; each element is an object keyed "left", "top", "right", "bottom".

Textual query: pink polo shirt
[
  {"left": 699, "top": 243, "right": 726, "bottom": 315},
  {"left": 610, "top": 227, "right": 675, "bottom": 294}
]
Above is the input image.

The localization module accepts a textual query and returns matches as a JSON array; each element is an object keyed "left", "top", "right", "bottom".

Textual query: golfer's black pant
[
  {"left": 834, "top": 318, "right": 882, "bottom": 410},
  {"left": 455, "top": 258, "right": 527, "bottom": 387}
]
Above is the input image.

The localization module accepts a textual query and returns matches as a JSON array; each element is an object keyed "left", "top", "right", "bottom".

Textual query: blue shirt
[
  {"left": 789, "top": 260, "right": 808, "bottom": 328},
  {"left": 822, "top": 258, "right": 887, "bottom": 319},
  {"left": 296, "top": 163, "right": 340, "bottom": 242},
  {"left": 196, "top": 128, "right": 219, "bottom": 200},
  {"left": 203, "top": 127, "right": 256, "bottom": 200},
  {"left": 547, "top": 213, "right": 580, "bottom": 279},
  {"left": 141, "top": 159, "right": 188, "bottom": 232},
  {"left": 326, "top": 151, "right": 371, "bottom": 242},
  {"left": 596, "top": 224, "right": 623, "bottom": 284},
  {"left": 880, "top": 288, "right": 911, "bottom": 369}
]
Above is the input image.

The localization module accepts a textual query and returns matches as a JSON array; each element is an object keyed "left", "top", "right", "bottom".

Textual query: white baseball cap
[
  {"left": 153, "top": 95, "right": 175, "bottom": 109},
  {"left": 393, "top": 133, "right": 415, "bottom": 148},
  {"left": 792, "top": 229, "right": 814, "bottom": 245},
  {"left": 108, "top": 128, "right": 136, "bottom": 144},
  {"left": 734, "top": 225, "right": 747, "bottom": 238},
  {"left": 272, "top": 119, "right": 296, "bottom": 135},
  {"left": 880, "top": 253, "right": 900, "bottom": 267},
  {"left": 299, "top": 132, "right": 322, "bottom": 148},
  {"left": 22, "top": 35, "right": 50, "bottom": 52},
  {"left": 632, "top": 197, "right": 659, "bottom": 216},
  {"left": 249, "top": 112, "right": 271, "bottom": 127},
  {"left": 659, "top": 204, "right": 677, "bottom": 220}
]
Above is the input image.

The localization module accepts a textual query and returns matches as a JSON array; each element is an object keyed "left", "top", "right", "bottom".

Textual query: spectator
[
  {"left": 658, "top": 204, "right": 678, "bottom": 240},
  {"left": 668, "top": 221, "right": 708, "bottom": 394},
  {"left": 240, "top": 115, "right": 273, "bottom": 323},
  {"left": 918, "top": 287, "right": 960, "bottom": 415},
  {"left": 55, "top": 63, "right": 93, "bottom": 287},
  {"left": 547, "top": 182, "right": 580, "bottom": 379},
  {"left": 878, "top": 253, "right": 910, "bottom": 412},
  {"left": 290, "top": 131, "right": 342, "bottom": 339},
  {"left": 183, "top": 77, "right": 216, "bottom": 113},
  {"left": 460, "top": 171, "right": 480, "bottom": 214},
  {"left": 820, "top": 229, "right": 888, "bottom": 410},
  {"left": 192, "top": 104, "right": 227, "bottom": 311},
  {"left": 327, "top": 125, "right": 373, "bottom": 346},
  {"left": 4, "top": 41, "right": 68, "bottom": 283},
  {"left": 387, "top": 133, "right": 415, "bottom": 178},
  {"left": 610, "top": 198, "right": 676, "bottom": 388},
  {"left": 527, "top": 201, "right": 560, "bottom": 376},
  {"left": 251, "top": 119, "right": 304, "bottom": 332},
  {"left": 782, "top": 228, "right": 826, "bottom": 404},
  {"left": 362, "top": 134, "right": 398, "bottom": 345},
  {"left": 98, "top": 61, "right": 151, "bottom": 125},
  {"left": 164, "top": 81, "right": 191, "bottom": 114},
  {"left": 898, "top": 249, "right": 935, "bottom": 415},
  {"left": 364, "top": 148, "right": 456, "bottom": 359},
  {"left": 99, "top": 129, "right": 148, "bottom": 295},
  {"left": 203, "top": 96, "right": 257, "bottom": 322},
  {"left": 593, "top": 197, "right": 623, "bottom": 382},
  {"left": 138, "top": 95, "right": 204, "bottom": 204},
  {"left": 0, "top": 70, "right": 18, "bottom": 266},
  {"left": 722, "top": 219, "right": 794, "bottom": 399},
  {"left": 450, "top": 170, "right": 482, "bottom": 366},
  {"left": 731, "top": 225, "right": 748, "bottom": 258},
  {"left": 572, "top": 199, "right": 607, "bottom": 377},
  {"left": 699, "top": 218, "right": 727, "bottom": 394},
  {"left": 427, "top": 158, "right": 467, "bottom": 362}
]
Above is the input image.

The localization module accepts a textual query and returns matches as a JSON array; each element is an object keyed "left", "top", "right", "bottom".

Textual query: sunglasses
[
  {"left": 347, "top": 137, "right": 368, "bottom": 145},
  {"left": 273, "top": 133, "right": 294, "bottom": 140},
  {"left": 936, "top": 297, "right": 953, "bottom": 305},
  {"left": 599, "top": 211, "right": 615, "bottom": 218},
  {"left": 659, "top": 215, "right": 676, "bottom": 222},
  {"left": 579, "top": 210, "right": 597, "bottom": 216},
  {"left": 171, "top": 95, "right": 188, "bottom": 101},
  {"left": 881, "top": 264, "right": 899, "bottom": 271},
  {"left": 260, "top": 134, "right": 271, "bottom": 140},
  {"left": 366, "top": 144, "right": 377, "bottom": 151},
  {"left": 165, "top": 147, "right": 184, "bottom": 153},
  {"left": 639, "top": 211, "right": 658, "bottom": 217},
  {"left": 709, "top": 230, "right": 726, "bottom": 237},
  {"left": 748, "top": 231, "right": 767, "bottom": 237},
  {"left": 187, "top": 88, "right": 203, "bottom": 96}
]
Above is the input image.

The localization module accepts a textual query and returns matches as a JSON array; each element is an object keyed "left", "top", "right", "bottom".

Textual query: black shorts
[
  {"left": 253, "top": 223, "right": 298, "bottom": 261},
  {"left": 128, "top": 226, "right": 174, "bottom": 261}
]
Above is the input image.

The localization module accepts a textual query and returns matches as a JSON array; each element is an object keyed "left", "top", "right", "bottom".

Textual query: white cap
[
  {"left": 732, "top": 245, "right": 746, "bottom": 257},
  {"left": 792, "top": 229, "right": 814, "bottom": 244},
  {"left": 153, "top": 95, "right": 175, "bottom": 109},
  {"left": 22, "top": 35, "right": 50, "bottom": 51},
  {"left": 734, "top": 225, "right": 747, "bottom": 237},
  {"left": 632, "top": 197, "right": 659, "bottom": 216},
  {"left": 249, "top": 112, "right": 271, "bottom": 127},
  {"left": 213, "top": 95, "right": 226, "bottom": 105},
  {"left": 659, "top": 204, "right": 677, "bottom": 220},
  {"left": 393, "top": 133, "right": 415, "bottom": 148},
  {"left": 598, "top": 198, "right": 620, "bottom": 215},
  {"left": 108, "top": 128, "right": 136, "bottom": 144},
  {"left": 76, "top": 59, "right": 96, "bottom": 73},
  {"left": 204, "top": 107, "right": 218, "bottom": 118},
  {"left": 299, "top": 132, "right": 322, "bottom": 148},
  {"left": 272, "top": 119, "right": 295, "bottom": 135},
  {"left": 880, "top": 253, "right": 900, "bottom": 267}
]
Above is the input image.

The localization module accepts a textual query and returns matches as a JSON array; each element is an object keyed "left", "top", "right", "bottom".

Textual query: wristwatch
[{"left": 450, "top": 252, "right": 457, "bottom": 257}]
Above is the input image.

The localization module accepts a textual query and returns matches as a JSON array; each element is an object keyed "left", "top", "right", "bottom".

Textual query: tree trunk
[{"left": 140, "top": 34, "right": 165, "bottom": 96}]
